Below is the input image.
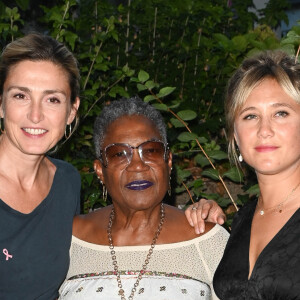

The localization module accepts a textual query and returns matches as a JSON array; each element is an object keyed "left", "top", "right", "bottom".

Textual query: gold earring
[
  {"left": 102, "top": 184, "right": 107, "bottom": 202},
  {"left": 65, "top": 123, "right": 72, "bottom": 139},
  {"left": 0, "top": 117, "right": 4, "bottom": 134},
  {"left": 168, "top": 176, "right": 171, "bottom": 197}
]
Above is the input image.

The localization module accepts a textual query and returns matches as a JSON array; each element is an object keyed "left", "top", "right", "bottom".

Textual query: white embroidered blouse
[{"left": 59, "top": 224, "right": 229, "bottom": 300}]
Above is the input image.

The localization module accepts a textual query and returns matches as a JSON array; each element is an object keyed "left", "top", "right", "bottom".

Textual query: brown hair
[{"left": 0, "top": 33, "right": 80, "bottom": 103}]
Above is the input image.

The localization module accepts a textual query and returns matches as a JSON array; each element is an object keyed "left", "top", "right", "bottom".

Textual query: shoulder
[
  {"left": 237, "top": 199, "right": 257, "bottom": 215},
  {"left": 161, "top": 204, "right": 219, "bottom": 243},
  {"left": 72, "top": 205, "right": 112, "bottom": 244},
  {"left": 48, "top": 157, "right": 79, "bottom": 174},
  {"left": 48, "top": 157, "right": 81, "bottom": 183},
  {"left": 231, "top": 199, "right": 257, "bottom": 229}
]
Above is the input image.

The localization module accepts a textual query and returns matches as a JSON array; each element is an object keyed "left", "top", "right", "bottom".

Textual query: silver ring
[{"left": 192, "top": 206, "right": 197, "bottom": 211}]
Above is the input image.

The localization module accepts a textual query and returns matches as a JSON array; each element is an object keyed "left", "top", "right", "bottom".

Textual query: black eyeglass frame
[{"left": 99, "top": 139, "right": 169, "bottom": 168}]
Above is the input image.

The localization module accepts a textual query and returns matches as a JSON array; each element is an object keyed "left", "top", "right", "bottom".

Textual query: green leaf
[
  {"left": 107, "top": 15, "right": 115, "bottom": 27},
  {"left": 197, "top": 136, "right": 208, "bottom": 144},
  {"left": 111, "top": 31, "right": 119, "bottom": 42},
  {"left": 129, "top": 77, "right": 139, "bottom": 82},
  {"left": 138, "top": 70, "right": 150, "bottom": 83},
  {"left": 123, "top": 65, "right": 134, "bottom": 77},
  {"left": 246, "top": 184, "right": 260, "bottom": 196},
  {"left": 217, "top": 197, "right": 233, "bottom": 208},
  {"left": 237, "top": 194, "right": 250, "bottom": 205},
  {"left": 223, "top": 167, "right": 243, "bottom": 183},
  {"left": 177, "top": 110, "right": 197, "bottom": 121},
  {"left": 137, "top": 83, "right": 147, "bottom": 91},
  {"left": 83, "top": 173, "right": 94, "bottom": 186},
  {"left": 214, "top": 33, "right": 232, "bottom": 50},
  {"left": 176, "top": 168, "right": 191, "bottom": 181},
  {"left": 201, "top": 169, "right": 220, "bottom": 181},
  {"left": 144, "top": 95, "right": 156, "bottom": 102},
  {"left": 170, "top": 118, "right": 185, "bottom": 128},
  {"left": 232, "top": 35, "right": 248, "bottom": 52},
  {"left": 156, "top": 86, "right": 176, "bottom": 98},
  {"left": 192, "top": 178, "right": 203, "bottom": 188},
  {"left": 281, "top": 32, "right": 299, "bottom": 45},
  {"left": 145, "top": 80, "right": 157, "bottom": 90},
  {"left": 80, "top": 141, "right": 92, "bottom": 147},
  {"left": 177, "top": 132, "right": 198, "bottom": 142},
  {"left": 108, "top": 85, "right": 129, "bottom": 98},
  {"left": 206, "top": 150, "right": 228, "bottom": 160},
  {"left": 152, "top": 103, "right": 168, "bottom": 111},
  {"left": 194, "top": 154, "right": 210, "bottom": 167},
  {"left": 84, "top": 134, "right": 93, "bottom": 140}
]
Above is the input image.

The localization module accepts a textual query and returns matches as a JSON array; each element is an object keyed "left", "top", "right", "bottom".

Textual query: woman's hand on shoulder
[{"left": 185, "top": 199, "right": 225, "bottom": 234}]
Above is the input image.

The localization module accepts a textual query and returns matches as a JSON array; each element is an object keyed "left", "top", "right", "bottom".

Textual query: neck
[
  {"left": 0, "top": 137, "right": 47, "bottom": 188},
  {"left": 109, "top": 202, "right": 164, "bottom": 246},
  {"left": 256, "top": 170, "right": 300, "bottom": 209},
  {"left": 111, "top": 202, "right": 162, "bottom": 229}
]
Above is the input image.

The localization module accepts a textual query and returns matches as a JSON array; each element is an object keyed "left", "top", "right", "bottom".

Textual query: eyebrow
[
  {"left": 239, "top": 102, "right": 296, "bottom": 115},
  {"left": 6, "top": 86, "right": 67, "bottom": 96}
]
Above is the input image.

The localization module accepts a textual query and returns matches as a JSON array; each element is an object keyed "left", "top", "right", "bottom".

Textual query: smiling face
[
  {"left": 0, "top": 60, "right": 79, "bottom": 156},
  {"left": 234, "top": 78, "right": 300, "bottom": 177},
  {"left": 94, "top": 115, "right": 172, "bottom": 212}
]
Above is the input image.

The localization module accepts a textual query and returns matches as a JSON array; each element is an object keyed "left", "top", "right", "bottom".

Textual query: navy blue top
[
  {"left": 0, "top": 158, "right": 81, "bottom": 300},
  {"left": 213, "top": 199, "right": 300, "bottom": 300}
]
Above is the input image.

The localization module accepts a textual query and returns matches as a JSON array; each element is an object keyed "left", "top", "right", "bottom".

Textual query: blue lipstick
[{"left": 125, "top": 180, "right": 153, "bottom": 190}]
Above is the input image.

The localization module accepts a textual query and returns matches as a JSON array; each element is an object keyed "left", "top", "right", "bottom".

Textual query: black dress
[{"left": 213, "top": 199, "right": 300, "bottom": 300}]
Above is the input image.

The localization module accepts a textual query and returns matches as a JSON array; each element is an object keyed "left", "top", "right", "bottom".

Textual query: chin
[
  {"left": 127, "top": 198, "right": 162, "bottom": 210},
  {"left": 20, "top": 147, "right": 51, "bottom": 156},
  {"left": 255, "top": 166, "right": 284, "bottom": 176}
]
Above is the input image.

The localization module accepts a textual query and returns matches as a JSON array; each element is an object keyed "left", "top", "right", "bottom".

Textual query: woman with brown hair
[{"left": 0, "top": 33, "right": 80, "bottom": 299}]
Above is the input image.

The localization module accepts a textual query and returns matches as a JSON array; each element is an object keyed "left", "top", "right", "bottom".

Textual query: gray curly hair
[{"left": 93, "top": 96, "right": 167, "bottom": 158}]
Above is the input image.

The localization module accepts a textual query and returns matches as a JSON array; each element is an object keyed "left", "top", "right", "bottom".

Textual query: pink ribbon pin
[{"left": 3, "top": 249, "right": 13, "bottom": 261}]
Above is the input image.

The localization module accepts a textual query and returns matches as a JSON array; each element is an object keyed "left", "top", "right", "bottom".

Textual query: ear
[
  {"left": 67, "top": 97, "right": 80, "bottom": 125},
  {"left": 167, "top": 151, "right": 173, "bottom": 175},
  {"left": 94, "top": 159, "right": 105, "bottom": 184}
]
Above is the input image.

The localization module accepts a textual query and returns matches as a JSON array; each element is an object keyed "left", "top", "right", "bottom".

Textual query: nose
[
  {"left": 125, "top": 148, "right": 149, "bottom": 171},
  {"left": 257, "top": 117, "right": 274, "bottom": 138},
  {"left": 27, "top": 101, "right": 44, "bottom": 124}
]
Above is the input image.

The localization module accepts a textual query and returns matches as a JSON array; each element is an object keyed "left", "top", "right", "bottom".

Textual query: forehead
[
  {"left": 4, "top": 60, "right": 70, "bottom": 91},
  {"left": 243, "top": 78, "right": 297, "bottom": 107},
  {"left": 103, "top": 115, "right": 161, "bottom": 146}
]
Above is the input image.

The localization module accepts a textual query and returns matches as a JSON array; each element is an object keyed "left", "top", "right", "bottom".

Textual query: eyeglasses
[{"left": 100, "top": 140, "right": 168, "bottom": 168}]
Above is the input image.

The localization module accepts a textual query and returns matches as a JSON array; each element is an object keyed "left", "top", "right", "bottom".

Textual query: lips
[
  {"left": 255, "top": 145, "right": 278, "bottom": 152},
  {"left": 125, "top": 180, "right": 154, "bottom": 190}
]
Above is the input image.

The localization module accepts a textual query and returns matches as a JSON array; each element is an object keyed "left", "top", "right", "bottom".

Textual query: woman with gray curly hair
[{"left": 59, "top": 96, "right": 229, "bottom": 300}]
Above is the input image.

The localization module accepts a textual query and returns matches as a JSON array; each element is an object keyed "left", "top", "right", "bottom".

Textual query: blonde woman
[{"left": 186, "top": 50, "right": 300, "bottom": 299}]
